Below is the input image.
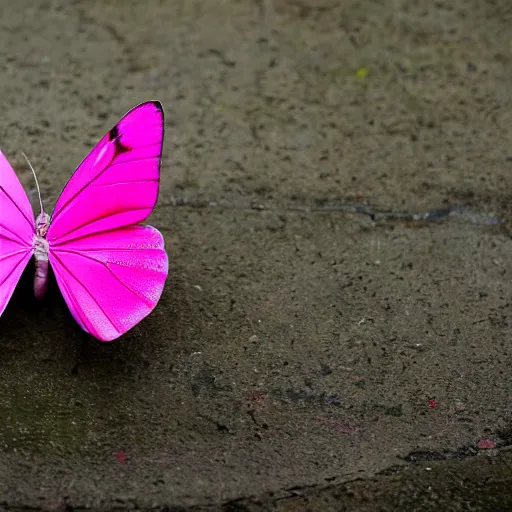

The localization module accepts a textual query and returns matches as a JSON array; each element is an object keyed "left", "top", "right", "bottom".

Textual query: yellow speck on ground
[{"left": 356, "top": 66, "right": 369, "bottom": 79}]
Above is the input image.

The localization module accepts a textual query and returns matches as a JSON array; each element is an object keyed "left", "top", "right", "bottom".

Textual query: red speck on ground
[
  {"left": 115, "top": 451, "right": 127, "bottom": 463},
  {"left": 331, "top": 420, "right": 357, "bottom": 434},
  {"left": 428, "top": 399, "right": 436, "bottom": 408},
  {"left": 48, "top": 502, "right": 68, "bottom": 511},
  {"left": 322, "top": 418, "right": 358, "bottom": 434},
  {"left": 477, "top": 439, "right": 496, "bottom": 450},
  {"left": 247, "top": 389, "right": 268, "bottom": 403}
]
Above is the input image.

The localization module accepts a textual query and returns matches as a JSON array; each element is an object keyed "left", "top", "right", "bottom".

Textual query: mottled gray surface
[{"left": 0, "top": 1, "right": 511, "bottom": 510}]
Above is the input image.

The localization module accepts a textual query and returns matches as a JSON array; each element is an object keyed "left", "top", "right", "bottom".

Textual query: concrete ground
[{"left": 0, "top": 0, "right": 511, "bottom": 510}]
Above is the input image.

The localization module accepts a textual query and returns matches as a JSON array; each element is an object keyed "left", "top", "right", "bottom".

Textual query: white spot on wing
[{"left": 94, "top": 144, "right": 109, "bottom": 166}]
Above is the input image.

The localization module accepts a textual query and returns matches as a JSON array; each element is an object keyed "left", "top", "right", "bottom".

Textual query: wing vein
[
  {"left": 0, "top": 249, "right": 30, "bottom": 260},
  {"left": 54, "top": 246, "right": 163, "bottom": 253},
  {"left": 0, "top": 186, "right": 34, "bottom": 231},
  {"left": 108, "top": 154, "right": 161, "bottom": 169},
  {"left": 50, "top": 251, "right": 120, "bottom": 334},
  {"left": 51, "top": 143, "right": 162, "bottom": 224},
  {"left": 49, "top": 224, "right": 142, "bottom": 248},
  {"left": 0, "top": 251, "right": 31, "bottom": 287},
  {"left": 51, "top": 248, "right": 156, "bottom": 308},
  {"left": 0, "top": 227, "right": 32, "bottom": 247},
  {"left": 50, "top": 207, "right": 154, "bottom": 245},
  {"left": 92, "top": 178, "right": 159, "bottom": 189},
  {"left": 50, "top": 146, "right": 117, "bottom": 224}
]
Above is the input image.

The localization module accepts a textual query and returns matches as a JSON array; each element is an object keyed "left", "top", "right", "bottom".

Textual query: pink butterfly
[{"left": 0, "top": 101, "right": 169, "bottom": 341}]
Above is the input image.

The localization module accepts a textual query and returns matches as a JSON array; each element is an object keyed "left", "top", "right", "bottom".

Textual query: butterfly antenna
[{"left": 22, "top": 152, "right": 44, "bottom": 215}]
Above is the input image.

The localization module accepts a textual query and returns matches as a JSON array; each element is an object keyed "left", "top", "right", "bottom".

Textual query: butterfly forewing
[
  {"left": 0, "top": 152, "right": 35, "bottom": 315},
  {"left": 48, "top": 102, "right": 164, "bottom": 245}
]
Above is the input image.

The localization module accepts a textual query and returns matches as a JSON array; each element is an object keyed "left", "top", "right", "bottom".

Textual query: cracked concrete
[{"left": 0, "top": 0, "right": 512, "bottom": 510}]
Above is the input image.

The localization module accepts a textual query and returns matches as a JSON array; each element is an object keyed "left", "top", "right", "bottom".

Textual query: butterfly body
[
  {"left": 0, "top": 101, "right": 168, "bottom": 341},
  {"left": 34, "top": 211, "right": 50, "bottom": 300}
]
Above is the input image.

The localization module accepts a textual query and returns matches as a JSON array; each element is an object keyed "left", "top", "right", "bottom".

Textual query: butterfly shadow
[
  {"left": 0, "top": 265, "right": 195, "bottom": 387},
  {"left": 0, "top": 261, "right": 64, "bottom": 355}
]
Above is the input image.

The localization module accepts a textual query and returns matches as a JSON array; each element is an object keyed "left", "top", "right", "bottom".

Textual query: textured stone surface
[{"left": 0, "top": 0, "right": 511, "bottom": 509}]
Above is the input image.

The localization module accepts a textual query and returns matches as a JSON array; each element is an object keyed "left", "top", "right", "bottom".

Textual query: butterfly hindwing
[{"left": 49, "top": 225, "right": 167, "bottom": 341}]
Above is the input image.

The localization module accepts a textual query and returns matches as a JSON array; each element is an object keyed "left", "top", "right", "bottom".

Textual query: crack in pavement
[
  {"left": 160, "top": 198, "right": 502, "bottom": 227},
  {"left": 14, "top": 447, "right": 511, "bottom": 511}
]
